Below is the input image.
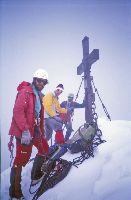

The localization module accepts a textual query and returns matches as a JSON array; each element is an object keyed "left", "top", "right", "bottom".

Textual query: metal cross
[{"left": 77, "top": 36, "right": 99, "bottom": 123}]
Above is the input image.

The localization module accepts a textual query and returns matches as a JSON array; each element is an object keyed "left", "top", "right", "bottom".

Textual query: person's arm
[
  {"left": 73, "top": 101, "right": 85, "bottom": 108},
  {"left": 13, "top": 91, "right": 30, "bottom": 132},
  {"left": 55, "top": 99, "right": 67, "bottom": 114},
  {"left": 60, "top": 101, "right": 66, "bottom": 108}
]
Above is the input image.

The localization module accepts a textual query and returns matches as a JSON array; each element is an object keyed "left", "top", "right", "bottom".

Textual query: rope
[
  {"left": 32, "top": 159, "right": 72, "bottom": 200},
  {"left": 71, "top": 129, "right": 106, "bottom": 167}
]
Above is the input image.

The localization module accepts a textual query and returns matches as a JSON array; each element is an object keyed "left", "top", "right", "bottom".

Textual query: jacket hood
[{"left": 17, "top": 81, "right": 33, "bottom": 92}]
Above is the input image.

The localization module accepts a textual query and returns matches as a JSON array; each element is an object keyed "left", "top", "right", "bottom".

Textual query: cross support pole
[{"left": 77, "top": 36, "right": 99, "bottom": 124}]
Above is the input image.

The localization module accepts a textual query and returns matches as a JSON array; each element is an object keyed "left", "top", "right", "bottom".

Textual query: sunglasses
[
  {"left": 36, "top": 78, "right": 48, "bottom": 85},
  {"left": 56, "top": 89, "right": 63, "bottom": 92}
]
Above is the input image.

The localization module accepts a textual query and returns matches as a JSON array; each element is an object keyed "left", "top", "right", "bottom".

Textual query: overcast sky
[{"left": 1, "top": 0, "right": 131, "bottom": 171}]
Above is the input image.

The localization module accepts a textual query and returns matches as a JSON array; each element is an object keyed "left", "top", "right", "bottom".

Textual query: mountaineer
[
  {"left": 8, "top": 69, "right": 49, "bottom": 200},
  {"left": 61, "top": 93, "right": 85, "bottom": 141},
  {"left": 43, "top": 84, "right": 73, "bottom": 145}
]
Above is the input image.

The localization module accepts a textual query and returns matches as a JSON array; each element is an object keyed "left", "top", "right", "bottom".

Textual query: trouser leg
[
  {"left": 44, "top": 118, "right": 64, "bottom": 144},
  {"left": 9, "top": 165, "right": 23, "bottom": 198},
  {"left": 31, "top": 154, "right": 46, "bottom": 181},
  {"left": 9, "top": 139, "right": 32, "bottom": 199},
  {"left": 50, "top": 118, "right": 64, "bottom": 144},
  {"left": 44, "top": 119, "right": 53, "bottom": 141},
  {"left": 55, "top": 130, "right": 65, "bottom": 144},
  {"left": 9, "top": 166, "right": 15, "bottom": 198},
  {"left": 31, "top": 136, "right": 49, "bottom": 184},
  {"left": 65, "top": 121, "right": 73, "bottom": 141},
  {"left": 13, "top": 139, "right": 32, "bottom": 167},
  {"left": 65, "top": 131, "right": 71, "bottom": 141}
]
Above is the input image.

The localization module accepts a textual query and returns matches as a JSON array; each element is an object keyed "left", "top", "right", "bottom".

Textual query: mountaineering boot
[
  {"left": 9, "top": 166, "right": 25, "bottom": 199},
  {"left": 31, "top": 154, "right": 46, "bottom": 186}
]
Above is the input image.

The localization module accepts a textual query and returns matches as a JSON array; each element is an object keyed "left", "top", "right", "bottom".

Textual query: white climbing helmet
[
  {"left": 68, "top": 93, "right": 74, "bottom": 98},
  {"left": 33, "top": 69, "right": 48, "bottom": 80}
]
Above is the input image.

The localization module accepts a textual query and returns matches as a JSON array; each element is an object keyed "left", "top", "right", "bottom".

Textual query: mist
[{"left": 1, "top": 0, "right": 131, "bottom": 172}]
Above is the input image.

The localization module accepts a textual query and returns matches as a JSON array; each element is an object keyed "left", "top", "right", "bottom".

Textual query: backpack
[{"left": 67, "top": 123, "right": 97, "bottom": 154}]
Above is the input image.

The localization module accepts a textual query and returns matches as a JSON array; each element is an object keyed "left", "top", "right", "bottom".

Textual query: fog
[{"left": 1, "top": 0, "right": 131, "bottom": 172}]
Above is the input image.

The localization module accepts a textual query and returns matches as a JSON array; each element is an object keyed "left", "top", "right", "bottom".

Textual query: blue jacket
[{"left": 60, "top": 101, "right": 85, "bottom": 109}]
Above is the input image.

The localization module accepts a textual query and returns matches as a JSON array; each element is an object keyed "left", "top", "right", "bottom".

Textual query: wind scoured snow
[{"left": 1, "top": 118, "right": 131, "bottom": 200}]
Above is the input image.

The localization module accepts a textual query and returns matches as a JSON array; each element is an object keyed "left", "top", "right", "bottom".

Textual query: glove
[
  {"left": 53, "top": 116, "right": 63, "bottom": 123},
  {"left": 67, "top": 107, "right": 74, "bottom": 114},
  {"left": 21, "top": 130, "right": 32, "bottom": 145}
]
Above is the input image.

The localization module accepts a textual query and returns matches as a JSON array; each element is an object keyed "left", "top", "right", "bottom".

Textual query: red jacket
[{"left": 9, "top": 81, "right": 44, "bottom": 139}]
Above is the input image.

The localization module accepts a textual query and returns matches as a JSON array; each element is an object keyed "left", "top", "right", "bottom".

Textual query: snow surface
[{"left": 1, "top": 118, "right": 131, "bottom": 200}]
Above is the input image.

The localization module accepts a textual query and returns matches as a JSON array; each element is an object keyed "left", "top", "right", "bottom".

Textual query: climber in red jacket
[{"left": 8, "top": 69, "right": 49, "bottom": 200}]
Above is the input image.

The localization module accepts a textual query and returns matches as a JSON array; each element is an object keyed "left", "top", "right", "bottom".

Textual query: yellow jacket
[{"left": 43, "top": 92, "right": 67, "bottom": 118}]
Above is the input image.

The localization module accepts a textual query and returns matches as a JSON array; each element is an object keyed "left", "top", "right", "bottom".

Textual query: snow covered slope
[{"left": 1, "top": 119, "right": 131, "bottom": 200}]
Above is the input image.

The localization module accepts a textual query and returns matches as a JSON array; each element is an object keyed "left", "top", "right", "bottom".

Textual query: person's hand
[
  {"left": 53, "top": 116, "right": 63, "bottom": 123},
  {"left": 21, "top": 130, "right": 32, "bottom": 145}
]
